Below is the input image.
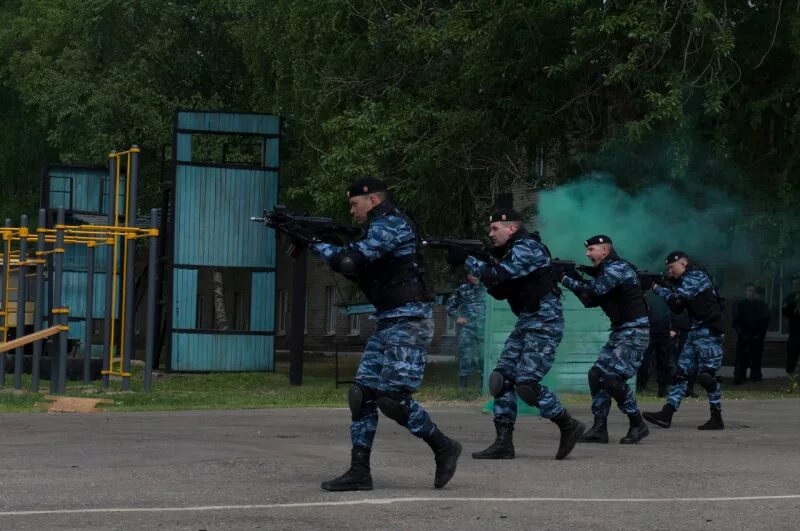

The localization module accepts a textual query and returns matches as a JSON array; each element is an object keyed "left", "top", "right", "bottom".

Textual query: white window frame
[
  {"left": 276, "top": 290, "right": 288, "bottom": 336},
  {"left": 766, "top": 264, "right": 790, "bottom": 339},
  {"left": 348, "top": 313, "right": 360, "bottom": 336},
  {"left": 444, "top": 313, "right": 457, "bottom": 336},
  {"left": 195, "top": 294, "right": 206, "bottom": 329},
  {"left": 325, "top": 286, "right": 337, "bottom": 336}
]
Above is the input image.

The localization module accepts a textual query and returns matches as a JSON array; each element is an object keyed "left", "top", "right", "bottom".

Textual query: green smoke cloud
[{"left": 535, "top": 173, "right": 750, "bottom": 273}]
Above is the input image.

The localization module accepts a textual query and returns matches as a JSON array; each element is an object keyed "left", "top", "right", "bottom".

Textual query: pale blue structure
[{"left": 168, "top": 111, "right": 280, "bottom": 371}]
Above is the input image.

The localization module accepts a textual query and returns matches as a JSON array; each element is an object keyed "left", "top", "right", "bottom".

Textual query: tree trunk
[{"left": 212, "top": 268, "right": 229, "bottom": 330}]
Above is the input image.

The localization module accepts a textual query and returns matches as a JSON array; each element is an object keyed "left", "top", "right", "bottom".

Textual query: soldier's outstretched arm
[
  {"left": 653, "top": 271, "right": 706, "bottom": 302},
  {"left": 561, "top": 263, "right": 622, "bottom": 296},
  {"left": 311, "top": 217, "right": 409, "bottom": 266},
  {"left": 464, "top": 240, "right": 546, "bottom": 286}
]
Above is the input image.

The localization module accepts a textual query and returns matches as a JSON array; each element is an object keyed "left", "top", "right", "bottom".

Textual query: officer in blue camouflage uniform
[
  {"left": 311, "top": 176, "right": 462, "bottom": 491},
  {"left": 560, "top": 235, "right": 650, "bottom": 445},
  {"left": 446, "top": 208, "right": 585, "bottom": 461},
  {"left": 445, "top": 274, "right": 486, "bottom": 387},
  {"left": 643, "top": 251, "right": 725, "bottom": 430}
]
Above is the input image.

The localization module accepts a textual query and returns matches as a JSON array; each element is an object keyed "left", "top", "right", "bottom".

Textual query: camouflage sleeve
[
  {"left": 349, "top": 216, "right": 409, "bottom": 261},
  {"left": 445, "top": 291, "right": 459, "bottom": 317},
  {"left": 310, "top": 242, "right": 343, "bottom": 262},
  {"left": 562, "top": 262, "right": 623, "bottom": 296},
  {"left": 466, "top": 239, "right": 547, "bottom": 284},
  {"left": 311, "top": 217, "right": 409, "bottom": 263},
  {"left": 654, "top": 270, "right": 709, "bottom": 305}
]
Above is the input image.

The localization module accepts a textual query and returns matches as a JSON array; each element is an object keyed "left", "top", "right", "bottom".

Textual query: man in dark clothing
[
  {"left": 732, "top": 283, "right": 771, "bottom": 384},
  {"left": 637, "top": 291, "right": 672, "bottom": 397},
  {"left": 783, "top": 274, "right": 800, "bottom": 375}
]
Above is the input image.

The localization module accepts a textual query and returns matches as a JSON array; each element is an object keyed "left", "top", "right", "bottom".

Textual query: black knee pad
[
  {"left": 588, "top": 367, "right": 602, "bottom": 395},
  {"left": 489, "top": 370, "right": 512, "bottom": 398},
  {"left": 348, "top": 384, "right": 375, "bottom": 421},
  {"left": 602, "top": 375, "right": 629, "bottom": 403},
  {"left": 672, "top": 371, "right": 687, "bottom": 386},
  {"left": 376, "top": 391, "right": 411, "bottom": 426},
  {"left": 697, "top": 371, "right": 717, "bottom": 392},
  {"left": 516, "top": 381, "right": 543, "bottom": 407}
]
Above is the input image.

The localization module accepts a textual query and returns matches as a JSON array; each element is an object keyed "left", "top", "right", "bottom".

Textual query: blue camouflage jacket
[
  {"left": 464, "top": 234, "right": 561, "bottom": 321},
  {"left": 562, "top": 256, "right": 649, "bottom": 330},
  {"left": 654, "top": 268, "right": 720, "bottom": 331},
  {"left": 311, "top": 206, "right": 432, "bottom": 320}
]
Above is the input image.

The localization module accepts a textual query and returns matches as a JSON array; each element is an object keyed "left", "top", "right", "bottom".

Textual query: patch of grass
[{"left": 1, "top": 355, "right": 798, "bottom": 413}]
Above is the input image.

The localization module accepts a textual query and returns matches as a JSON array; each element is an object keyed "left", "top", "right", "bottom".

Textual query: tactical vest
[
  {"left": 685, "top": 269, "right": 725, "bottom": 335},
  {"left": 487, "top": 230, "right": 560, "bottom": 317},
  {"left": 352, "top": 203, "right": 434, "bottom": 314},
  {"left": 594, "top": 258, "right": 648, "bottom": 328}
]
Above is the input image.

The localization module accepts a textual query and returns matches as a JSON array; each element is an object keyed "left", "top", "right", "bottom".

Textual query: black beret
[
  {"left": 665, "top": 250, "right": 688, "bottom": 265},
  {"left": 489, "top": 208, "right": 523, "bottom": 223},
  {"left": 347, "top": 176, "right": 388, "bottom": 198},
  {"left": 584, "top": 235, "right": 612, "bottom": 247}
]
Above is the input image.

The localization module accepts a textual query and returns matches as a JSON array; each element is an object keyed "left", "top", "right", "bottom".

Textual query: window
[
  {"left": 349, "top": 313, "right": 360, "bottom": 336},
  {"left": 765, "top": 265, "right": 794, "bottom": 336},
  {"left": 276, "top": 290, "right": 288, "bottom": 335},
  {"left": 195, "top": 295, "right": 206, "bottom": 329},
  {"left": 232, "top": 292, "right": 248, "bottom": 330},
  {"left": 325, "top": 286, "right": 337, "bottom": 335},
  {"left": 445, "top": 312, "right": 457, "bottom": 336},
  {"left": 195, "top": 267, "right": 252, "bottom": 331}
]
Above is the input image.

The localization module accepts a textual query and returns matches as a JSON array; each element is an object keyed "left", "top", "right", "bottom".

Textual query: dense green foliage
[{"left": 1, "top": 1, "right": 798, "bottom": 261}]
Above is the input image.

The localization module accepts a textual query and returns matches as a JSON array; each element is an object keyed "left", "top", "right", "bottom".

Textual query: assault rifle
[
  {"left": 554, "top": 260, "right": 671, "bottom": 289},
  {"left": 551, "top": 260, "right": 601, "bottom": 278},
  {"left": 638, "top": 271, "right": 671, "bottom": 289},
  {"left": 251, "top": 205, "right": 361, "bottom": 257},
  {"left": 421, "top": 238, "right": 491, "bottom": 264}
]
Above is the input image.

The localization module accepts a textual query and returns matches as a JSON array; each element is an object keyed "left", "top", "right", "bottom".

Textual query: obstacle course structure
[
  {"left": 0, "top": 147, "right": 160, "bottom": 393},
  {"left": 165, "top": 111, "right": 280, "bottom": 371}
]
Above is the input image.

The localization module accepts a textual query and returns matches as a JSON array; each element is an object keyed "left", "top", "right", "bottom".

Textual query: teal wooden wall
[{"left": 170, "top": 111, "right": 279, "bottom": 371}]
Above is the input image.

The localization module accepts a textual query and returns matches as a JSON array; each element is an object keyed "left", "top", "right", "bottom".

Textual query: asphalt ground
[{"left": 1, "top": 399, "right": 799, "bottom": 530}]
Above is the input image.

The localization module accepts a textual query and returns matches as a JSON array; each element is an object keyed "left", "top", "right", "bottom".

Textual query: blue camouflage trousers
[
  {"left": 668, "top": 328, "right": 723, "bottom": 410},
  {"left": 351, "top": 317, "right": 436, "bottom": 449},
  {"left": 493, "top": 315, "right": 565, "bottom": 425},
  {"left": 592, "top": 326, "right": 649, "bottom": 418},
  {"left": 457, "top": 324, "right": 484, "bottom": 377}
]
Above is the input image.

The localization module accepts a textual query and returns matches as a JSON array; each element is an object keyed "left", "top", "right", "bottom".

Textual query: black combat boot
[
  {"left": 578, "top": 417, "right": 609, "bottom": 443},
  {"left": 619, "top": 412, "right": 650, "bottom": 444},
  {"left": 459, "top": 375, "right": 469, "bottom": 388},
  {"left": 424, "top": 428, "right": 462, "bottom": 489},
  {"left": 472, "top": 423, "right": 515, "bottom": 459},
  {"left": 550, "top": 410, "right": 586, "bottom": 460},
  {"left": 643, "top": 404, "right": 676, "bottom": 428},
  {"left": 697, "top": 406, "right": 724, "bottom": 430},
  {"left": 321, "top": 446, "right": 373, "bottom": 491}
]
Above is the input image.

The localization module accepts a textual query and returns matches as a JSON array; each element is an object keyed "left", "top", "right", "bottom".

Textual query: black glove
[
  {"left": 563, "top": 268, "right": 583, "bottom": 282},
  {"left": 446, "top": 244, "right": 469, "bottom": 266}
]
